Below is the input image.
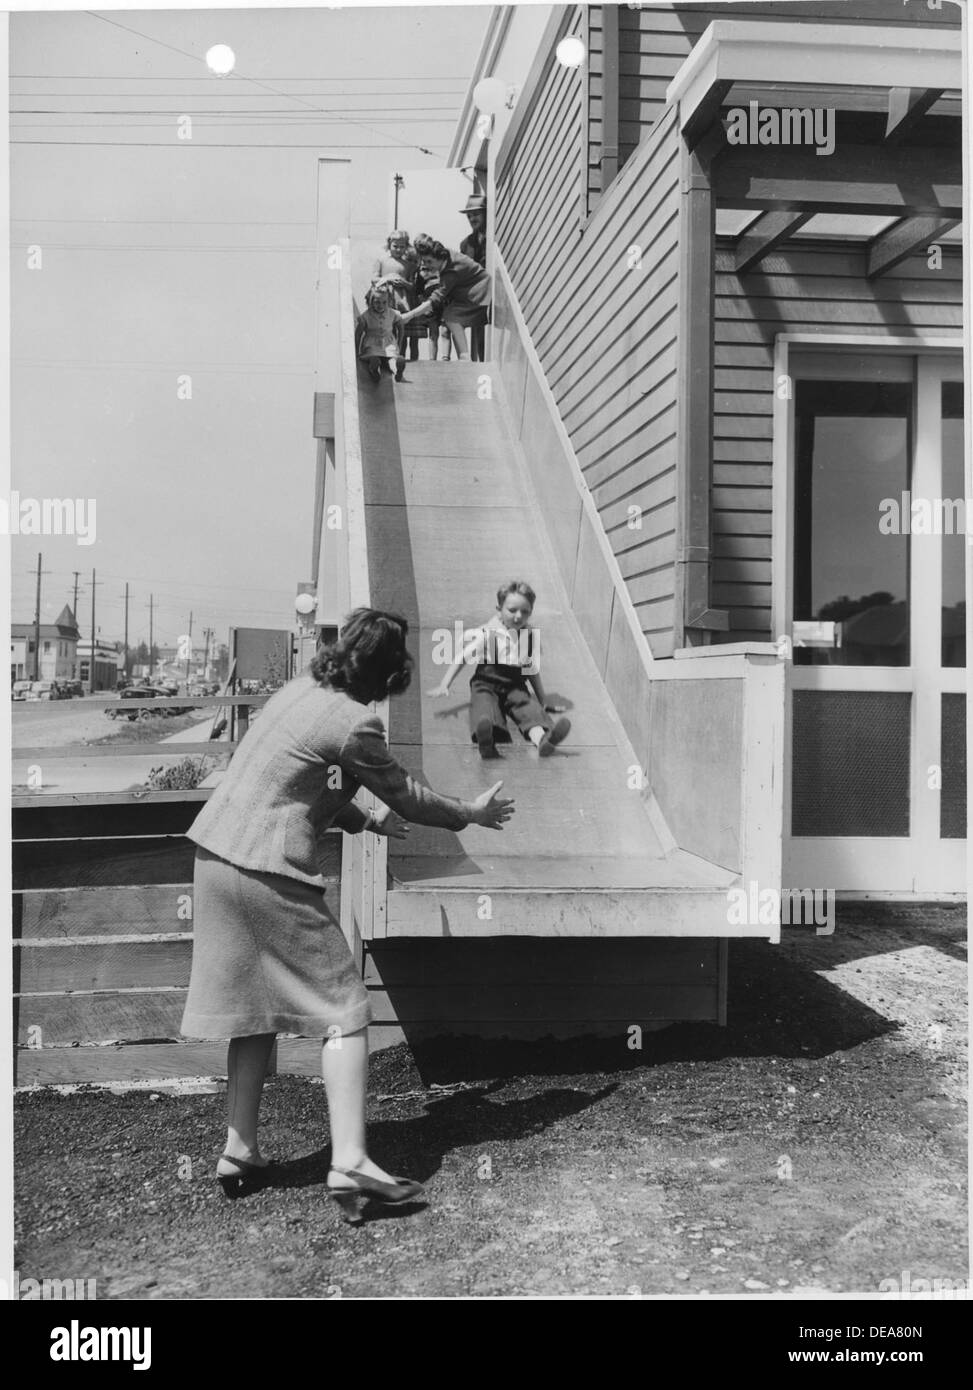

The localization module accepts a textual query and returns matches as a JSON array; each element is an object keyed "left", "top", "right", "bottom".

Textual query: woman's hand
[
  {"left": 544, "top": 703, "right": 568, "bottom": 714},
  {"left": 370, "top": 808, "right": 410, "bottom": 840},
  {"left": 468, "top": 780, "right": 515, "bottom": 830},
  {"left": 427, "top": 684, "right": 450, "bottom": 698}
]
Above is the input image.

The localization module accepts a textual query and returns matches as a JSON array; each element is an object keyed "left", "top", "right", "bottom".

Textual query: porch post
[{"left": 675, "top": 137, "right": 718, "bottom": 648}]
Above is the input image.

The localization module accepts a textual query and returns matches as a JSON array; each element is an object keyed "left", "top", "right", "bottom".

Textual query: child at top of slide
[
  {"left": 428, "top": 580, "right": 570, "bottom": 760},
  {"left": 355, "top": 282, "right": 406, "bottom": 383}
]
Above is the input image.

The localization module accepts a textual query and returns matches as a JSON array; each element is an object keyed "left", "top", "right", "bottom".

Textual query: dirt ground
[{"left": 14, "top": 904, "right": 967, "bottom": 1299}]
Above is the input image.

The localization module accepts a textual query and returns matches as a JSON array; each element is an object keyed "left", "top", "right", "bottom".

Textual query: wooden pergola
[{"left": 669, "top": 21, "right": 961, "bottom": 275}]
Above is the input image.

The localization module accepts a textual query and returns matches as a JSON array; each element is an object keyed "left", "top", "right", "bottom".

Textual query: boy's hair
[
  {"left": 414, "top": 233, "right": 448, "bottom": 261},
  {"left": 496, "top": 580, "right": 536, "bottom": 610}
]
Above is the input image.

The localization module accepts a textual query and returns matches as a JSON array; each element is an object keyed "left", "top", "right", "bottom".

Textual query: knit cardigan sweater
[{"left": 188, "top": 674, "right": 472, "bottom": 886}]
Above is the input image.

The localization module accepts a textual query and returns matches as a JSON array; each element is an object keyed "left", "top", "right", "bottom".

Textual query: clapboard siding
[
  {"left": 711, "top": 242, "right": 964, "bottom": 642},
  {"left": 497, "top": 25, "right": 683, "bottom": 658}
]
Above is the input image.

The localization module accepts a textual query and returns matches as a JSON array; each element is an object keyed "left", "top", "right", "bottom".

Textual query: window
[{"left": 793, "top": 380, "right": 912, "bottom": 667}]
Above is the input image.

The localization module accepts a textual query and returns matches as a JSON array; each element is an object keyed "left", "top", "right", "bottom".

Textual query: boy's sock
[{"left": 538, "top": 717, "right": 571, "bottom": 757}]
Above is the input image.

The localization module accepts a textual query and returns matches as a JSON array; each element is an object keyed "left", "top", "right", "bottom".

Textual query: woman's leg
[
  {"left": 321, "top": 1026, "right": 399, "bottom": 1186},
  {"left": 448, "top": 323, "right": 467, "bottom": 359},
  {"left": 223, "top": 1032, "right": 276, "bottom": 1164}
]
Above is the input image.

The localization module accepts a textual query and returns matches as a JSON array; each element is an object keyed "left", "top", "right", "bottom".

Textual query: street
[{"left": 11, "top": 697, "right": 220, "bottom": 795}]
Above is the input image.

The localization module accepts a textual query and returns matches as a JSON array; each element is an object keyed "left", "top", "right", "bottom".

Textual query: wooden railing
[
  {"left": 11, "top": 786, "right": 344, "bottom": 1085},
  {"left": 11, "top": 692, "right": 272, "bottom": 1084}
]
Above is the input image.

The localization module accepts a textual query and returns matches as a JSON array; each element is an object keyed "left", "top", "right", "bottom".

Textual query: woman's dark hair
[
  {"left": 311, "top": 608, "right": 413, "bottom": 703},
  {"left": 414, "top": 233, "right": 448, "bottom": 261}
]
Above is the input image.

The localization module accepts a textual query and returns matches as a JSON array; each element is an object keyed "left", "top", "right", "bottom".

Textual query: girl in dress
[{"left": 355, "top": 282, "right": 405, "bottom": 383}]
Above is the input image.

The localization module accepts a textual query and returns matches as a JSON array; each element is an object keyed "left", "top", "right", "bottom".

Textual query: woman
[
  {"left": 399, "top": 233, "right": 491, "bottom": 362},
  {"left": 181, "top": 609, "right": 514, "bottom": 1223}
]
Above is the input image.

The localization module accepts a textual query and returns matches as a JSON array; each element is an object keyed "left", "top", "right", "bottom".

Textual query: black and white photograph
[{"left": 2, "top": 0, "right": 969, "bottom": 1323}]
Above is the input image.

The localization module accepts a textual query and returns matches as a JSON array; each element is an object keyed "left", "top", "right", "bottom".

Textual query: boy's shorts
[{"left": 469, "top": 665, "right": 550, "bottom": 742}]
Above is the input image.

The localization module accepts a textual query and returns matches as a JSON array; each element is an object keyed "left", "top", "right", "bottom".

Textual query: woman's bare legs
[
  {"left": 448, "top": 324, "right": 468, "bottom": 359},
  {"left": 221, "top": 1033, "right": 276, "bottom": 1168},
  {"left": 321, "top": 1026, "right": 398, "bottom": 1187}
]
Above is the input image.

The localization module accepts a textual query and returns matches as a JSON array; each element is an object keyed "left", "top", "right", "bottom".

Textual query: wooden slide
[{"left": 358, "top": 361, "right": 736, "bottom": 937}]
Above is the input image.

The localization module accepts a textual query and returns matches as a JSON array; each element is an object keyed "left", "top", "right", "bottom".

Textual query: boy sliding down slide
[{"left": 428, "top": 580, "right": 570, "bottom": 759}]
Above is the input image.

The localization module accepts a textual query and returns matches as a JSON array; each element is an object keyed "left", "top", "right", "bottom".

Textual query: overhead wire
[{"left": 82, "top": 11, "right": 445, "bottom": 157}]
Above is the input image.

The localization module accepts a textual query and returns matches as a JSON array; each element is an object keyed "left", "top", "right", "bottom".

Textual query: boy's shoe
[
  {"left": 538, "top": 716, "right": 571, "bottom": 757},
  {"left": 395, "top": 365, "right": 405, "bottom": 382},
  {"left": 475, "top": 716, "right": 500, "bottom": 760},
  {"left": 367, "top": 363, "right": 381, "bottom": 383}
]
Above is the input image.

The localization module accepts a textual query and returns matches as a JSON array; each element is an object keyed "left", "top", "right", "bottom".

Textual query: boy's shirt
[{"left": 460, "top": 614, "right": 540, "bottom": 676}]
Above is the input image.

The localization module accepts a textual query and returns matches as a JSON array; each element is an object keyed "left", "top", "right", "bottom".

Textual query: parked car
[
  {"left": 106, "top": 686, "right": 190, "bottom": 720},
  {"left": 66, "top": 679, "right": 85, "bottom": 697},
  {"left": 11, "top": 680, "right": 33, "bottom": 701},
  {"left": 106, "top": 686, "right": 163, "bottom": 721},
  {"left": 26, "top": 681, "right": 60, "bottom": 701},
  {"left": 53, "top": 680, "right": 74, "bottom": 699}
]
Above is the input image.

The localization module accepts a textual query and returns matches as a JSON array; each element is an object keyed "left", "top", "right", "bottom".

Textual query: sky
[{"left": 7, "top": 5, "right": 491, "bottom": 655}]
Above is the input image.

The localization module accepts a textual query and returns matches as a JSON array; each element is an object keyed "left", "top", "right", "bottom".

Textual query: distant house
[
  {"left": 10, "top": 605, "right": 80, "bottom": 682},
  {"left": 449, "top": 0, "right": 965, "bottom": 895},
  {"left": 77, "top": 638, "right": 123, "bottom": 692}
]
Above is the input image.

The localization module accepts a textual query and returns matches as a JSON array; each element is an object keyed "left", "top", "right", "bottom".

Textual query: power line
[
  {"left": 11, "top": 75, "right": 468, "bottom": 83},
  {"left": 12, "top": 106, "right": 463, "bottom": 114},
  {"left": 84, "top": 11, "right": 442, "bottom": 157},
  {"left": 12, "top": 141, "right": 448, "bottom": 150},
  {"left": 11, "top": 217, "right": 317, "bottom": 225},
  {"left": 12, "top": 243, "right": 316, "bottom": 252},
  {"left": 13, "top": 361, "right": 314, "bottom": 372}
]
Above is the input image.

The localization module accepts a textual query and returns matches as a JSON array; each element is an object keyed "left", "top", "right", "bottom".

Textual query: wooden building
[
  {"left": 449, "top": 1, "right": 966, "bottom": 898},
  {"left": 10, "top": 606, "right": 80, "bottom": 682}
]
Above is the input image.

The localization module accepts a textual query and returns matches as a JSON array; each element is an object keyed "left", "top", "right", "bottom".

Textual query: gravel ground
[{"left": 14, "top": 905, "right": 967, "bottom": 1300}]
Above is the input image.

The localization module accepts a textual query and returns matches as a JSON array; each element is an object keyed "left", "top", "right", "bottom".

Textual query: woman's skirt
[
  {"left": 180, "top": 848, "right": 372, "bottom": 1039},
  {"left": 442, "top": 300, "right": 490, "bottom": 330}
]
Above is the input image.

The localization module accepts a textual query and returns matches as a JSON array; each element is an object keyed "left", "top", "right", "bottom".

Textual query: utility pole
[
  {"left": 31, "top": 553, "right": 43, "bottom": 680},
  {"left": 71, "top": 570, "right": 82, "bottom": 620},
  {"left": 202, "top": 626, "right": 212, "bottom": 681},
  {"left": 87, "top": 568, "right": 100, "bottom": 695},
  {"left": 393, "top": 173, "right": 404, "bottom": 225},
  {"left": 147, "top": 594, "right": 155, "bottom": 677},
  {"left": 122, "top": 582, "right": 130, "bottom": 678},
  {"left": 184, "top": 610, "right": 193, "bottom": 687}
]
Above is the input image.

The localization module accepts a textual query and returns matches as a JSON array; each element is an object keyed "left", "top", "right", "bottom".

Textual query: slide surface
[{"left": 359, "top": 360, "right": 732, "bottom": 901}]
